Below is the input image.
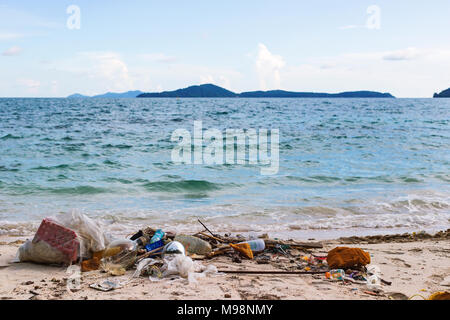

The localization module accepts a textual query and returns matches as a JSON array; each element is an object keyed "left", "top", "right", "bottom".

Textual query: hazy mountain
[
  {"left": 67, "top": 90, "right": 144, "bottom": 98},
  {"left": 239, "top": 90, "right": 395, "bottom": 98},
  {"left": 67, "top": 93, "right": 89, "bottom": 98}
]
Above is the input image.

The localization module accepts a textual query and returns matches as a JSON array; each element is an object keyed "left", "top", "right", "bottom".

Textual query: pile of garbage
[{"left": 14, "top": 212, "right": 436, "bottom": 297}]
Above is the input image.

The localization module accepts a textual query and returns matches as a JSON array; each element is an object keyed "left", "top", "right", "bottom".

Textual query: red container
[{"left": 33, "top": 218, "right": 80, "bottom": 264}]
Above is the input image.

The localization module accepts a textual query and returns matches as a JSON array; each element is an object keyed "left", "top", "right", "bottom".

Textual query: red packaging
[{"left": 33, "top": 218, "right": 80, "bottom": 263}]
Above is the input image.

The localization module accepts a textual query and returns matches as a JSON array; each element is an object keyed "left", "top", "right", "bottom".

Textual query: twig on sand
[
  {"left": 197, "top": 219, "right": 216, "bottom": 237},
  {"left": 218, "top": 270, "right": 327, "bottom": 275}
]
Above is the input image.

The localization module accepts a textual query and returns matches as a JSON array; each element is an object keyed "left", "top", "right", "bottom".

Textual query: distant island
[
  {"left": 68, "top": 84, "right": 395, "bottom": 99},
  {"left": 137, "top": 84, "right": 395, "bottom": 98},
  {"left": 433, "top": 88, "right": 450, "bottom": 98},
  {"left": 68, "top": 90, "right": 144, "bottom": 99}
]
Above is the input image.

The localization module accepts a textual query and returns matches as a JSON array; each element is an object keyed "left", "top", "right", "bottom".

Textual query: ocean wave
[
  {"left": 102, "top": 144, "right": 133, "bottom": 149},
  {"left": 0, "top": 134, "right": 22, "bottom": 140},
  {"left": 142, "top": 180, "right": 235, "bottom": 193},
  {"left": 283, "top": 175, "right": 429, "bottom": 185},
  {"left": 49, "top": 186, "right": 109, "bottom": 195},
  {"left": 0, "top": 184, "right": 110, "bottom": 196},
  {"left": 31, "top": 164, "right": 71, "bottom": 170}
]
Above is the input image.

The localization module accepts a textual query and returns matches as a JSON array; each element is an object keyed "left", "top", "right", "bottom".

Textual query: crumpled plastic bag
[
  {"left": 132, "top": 258, "right": 161, "bottom": 278},
  {"left": 53, "top": 211, "right": 110, "bottom": 257},
  {"left": 133, "top": 255, "right": 219, "bottom": 284},
  {"left": 16, "top": 239, "right": 69, "bottom": 265},
  {"left": 16, "top": 211, "right": 110, "bottom": 265}
]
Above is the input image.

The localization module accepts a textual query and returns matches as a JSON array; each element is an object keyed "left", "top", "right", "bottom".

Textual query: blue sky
[{"left": 1, "top": 1, "right": 449, "bottom": 97}]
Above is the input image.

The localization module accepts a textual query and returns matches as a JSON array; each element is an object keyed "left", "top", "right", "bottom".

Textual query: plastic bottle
[
  {"left": 238, "top": 239, "right": 265, "bottom": 252},
  {"left": 150, "top": 229, "right": 165, "bottom": 244},
  {"left": 145, "top": 239, "right": 165, "bottom": 252},
  {"left": 366, "top": 275, "right": 382, "bottom": 291}
]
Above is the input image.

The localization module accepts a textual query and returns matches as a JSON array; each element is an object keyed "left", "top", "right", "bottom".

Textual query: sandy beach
[{"left": 1, "top": 230, "right": 449, "bottom": 301}]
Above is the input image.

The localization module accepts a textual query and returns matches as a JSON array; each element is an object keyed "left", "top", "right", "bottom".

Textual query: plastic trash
[
  {"left": 160, "top": 254, "right": 195, "bottom": 279},
  {"left": 132, "top": 258, "right": 161, "bottom": 278},
  {"left": 150, "top": 229, "right": 165, "bottom": 244},
  {"left": 145, "top": 239, "right": 165, "bottom": 252},
  {"left": 230, "top": 242, "right": 254, "bottom": 259},
  {"left": 366, "top": 265, "right": 381, "bottom": 276},
  {"left": 17, "top": 238, "right": 71, "bottom": 265},
  {"left": 17, "top": 218, "right": 80, "bottom": 265},
  {"left": 366, "top": 274, "right": 382, "bottom": 292},
  {"left": 327, "top": 269, "right": 346, "bottom": 281},
  {"left": 239, "top": 239, "right": 265, "bottom": 252},
  {"left": 53, "top": 211, "right": 110, "bottom": 257},
  {"left": 17, "top": 211, "right": 111, "bottom": 266},
  {"left": 162, "top": 241, "right": 186, "bottom": 257},
  {"left": 158, "top": 254, "right": 219, "bottom": 284},
  {"left": 90, "top": 280, "right": 123, "bottom": 292},
  {"left": 101, "top": 239, "right": 137, "bottom": 270},
  {"left": 174, "top": 235, "right": 212, "bottom": 255}
]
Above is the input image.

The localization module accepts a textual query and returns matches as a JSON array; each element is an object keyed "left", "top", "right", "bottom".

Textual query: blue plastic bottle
[{"left": 150, "top": 229, "right": 165, "bottom": 244}]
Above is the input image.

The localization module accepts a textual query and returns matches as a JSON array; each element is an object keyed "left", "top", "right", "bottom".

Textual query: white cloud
[
  {"left": 255, "top": 43, "right": 285, "bottom": 90},
  {"left": 382, "top": 47, "right": 423, "bottom": 61},
  {"left": 199, "top": 74, "right": 231, "bottom": 90},
  {"left": 338, "top": 25, "right": 360, "bottom": 30},
  {"left": 0, "top": 33, "right": 23, "bottom": 40},
  {"left": 17, "top": 79, "right": 41, "bottom": 94},
  {"left": 59, "top": 52, "right": 134, "bottom": 94},
  {"left": 2, "top": 46, "right": 22, "bottom": 56},
  {"left": 280, "top": 47, "right": 450, "bottom": 97},
  {"left": 139, "top": 53, "right": 176, "bottom": 63},
  {"left": 18, "top": 79, "right": 40, "bottom": 88}
]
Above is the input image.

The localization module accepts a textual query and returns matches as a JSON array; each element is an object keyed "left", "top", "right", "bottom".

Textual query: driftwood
[
  {"left": 210, "top": 235, "right": 323, "bottom": 250},
  {"left": 264, "top": 239, "right": 323, "bottom": 249},
  {"left": 136, "top": 247, "right": 163, "bottom": 262},
  {"left": 198, "top": 232, "right": 225, "bottom": 243},
  {"left": 218, "top": 270, "right": 326, "bottom": 275}
]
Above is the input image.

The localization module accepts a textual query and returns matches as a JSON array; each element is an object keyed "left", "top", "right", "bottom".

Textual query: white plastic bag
[
  {"left": 161, "top": 255, "right": 195, "bottom": 278},
  {"left": 132, "top": 258, "right": 160, "bottom": 278},
  {"left": 54, "top": 211, "right": 110, "bottom": 257},
  {"left": 16, "top": 211, "right": 110, "bottom": 265},
  {"left": 16, "top": 240, "right": 67, "bottom": 265},
  {"left": 158, "top": 255, "right": 219, "bottom": 284}
]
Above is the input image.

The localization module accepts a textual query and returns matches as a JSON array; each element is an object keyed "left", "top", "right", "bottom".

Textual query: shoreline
[
  {"left": 1, "top": 216, "right": 448, "bottom": 241},
  {"left": 0, "top": 229, "right": 449, "bottom": 300}
]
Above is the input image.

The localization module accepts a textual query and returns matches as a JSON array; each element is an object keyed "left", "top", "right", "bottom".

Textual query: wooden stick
[
  {"left": 199, "top": 232, "right": 224, "bottom": 243},
  {"left": 197, "top": 219, "right": 216, "bottom": 237},
  {"left": 264, "top": 239, "right": 323, "bottom": 249},
  {"left": 136, "top": 247, "right": 163, "bottom": 262},
  {"left": 218, "top": 270, "right": 327, "bottom": 275}
]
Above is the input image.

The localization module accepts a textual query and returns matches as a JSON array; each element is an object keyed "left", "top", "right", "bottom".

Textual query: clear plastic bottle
[{"left": 238, "top": 239, "right": 265, "bottom": 252}]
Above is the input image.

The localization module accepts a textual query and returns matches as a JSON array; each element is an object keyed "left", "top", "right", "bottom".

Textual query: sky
[{"left": 0, "top": 0, "right": 450, "bottom": 98}]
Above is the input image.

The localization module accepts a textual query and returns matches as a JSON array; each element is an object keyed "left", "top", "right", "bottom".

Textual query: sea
[{"left": 0, "top": 98, "right": 449, "bottom": 239}]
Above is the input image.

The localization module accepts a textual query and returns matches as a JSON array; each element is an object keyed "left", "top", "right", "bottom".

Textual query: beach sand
[{"left": 0, "top": 231, "right": 449, "bottom": 300}]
